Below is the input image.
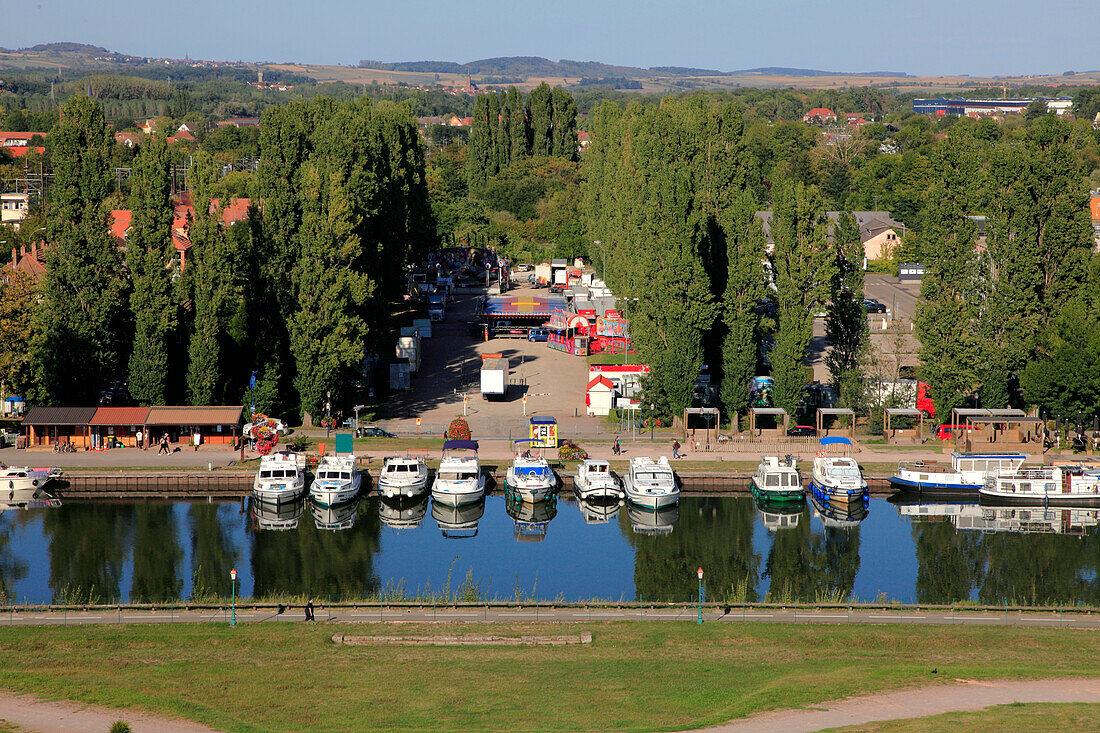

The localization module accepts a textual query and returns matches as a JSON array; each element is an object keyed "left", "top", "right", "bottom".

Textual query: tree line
[{"left": 4, "top": 93, "right": 434, "bottom": 420}]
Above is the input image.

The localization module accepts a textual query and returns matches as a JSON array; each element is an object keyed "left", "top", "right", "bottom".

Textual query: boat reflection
[
  {"left": 506, "top": 495, "right": 558, "bottom": 542},
  {"left": 575, "top": 495, "right": 623, "bottom": 524},
  {"left": 310, "top": 497, "right": 360, "bottom": 531},
  {"left": 809, "top": 492, "right": 868, "bottom": 528},
  {"left": 0, "top": 487, "right": 61, "bottom": 512},
  {"left": 250, "top": 496, "right": 305, "bottom": 531},
  {"left": 754, "top": 494, "right": 804, "bottom": 533},
  {"left": 378, "top": 494, "right": 429, "bottom": 530},
  {"left": 893, "top": 497, "right": 1100, "bottom": 536},
  {"left": 626, "top": 502, "right": 679, "bottom": 536},
  {"left": 431, "top": 496, "right": 486, "bottom": 539}
]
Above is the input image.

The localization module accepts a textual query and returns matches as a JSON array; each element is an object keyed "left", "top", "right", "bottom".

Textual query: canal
[{"left": 1, "top": 490, "right": 1097, "bottom": 606}]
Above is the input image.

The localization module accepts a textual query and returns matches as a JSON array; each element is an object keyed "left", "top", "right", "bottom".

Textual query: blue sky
[{"left": 5, "top": 1, "right": 1098, "bottom": 77}]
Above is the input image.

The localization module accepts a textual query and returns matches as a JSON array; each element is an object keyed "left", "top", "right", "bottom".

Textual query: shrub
[
  {"left": 446, "top": 418, "right": 472, "bottom": 441},
  {"left": 111, "top": 722, "right": 132, "bottom": 733},
  {"left": 557, "top": 439, "right": 588, "bottom": 460}
]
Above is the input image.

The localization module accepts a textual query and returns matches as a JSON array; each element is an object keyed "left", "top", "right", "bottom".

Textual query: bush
[
  {"left": 557, "top": 440, "right": 588, "bottom": 460},
  {"left": 446, "top": 418, "right": 472, "bottom": 441},
  {"left": 111, "top": 722, "right": 132, "bottom": 733}
]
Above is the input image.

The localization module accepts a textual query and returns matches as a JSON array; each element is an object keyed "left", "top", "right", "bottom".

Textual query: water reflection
[
  {"left": 575, "top": 495, "right": 623, "bottom": 524},
  {"left": 627, "top": 503, "right": 679, "bottom": 536},
  {"left": 44, "top": 502, "right": 131, "bottom": 604},
  {"left": 432, "top": 497, "right": 485, "bottom": 539},
  {"left": 189, "top": 503, "right": 239, "bottom": 601},
  {"left": 311, "top": 498, "right": 360, "bottom": 531},
  {"left": 378, "top": 494, "right": 429, "bottom": 530},
  {"left": 809, "top": 492, "right": 869, "bottom": 529},
  {"left": 754, "top": 495, "right": 804, "bottom": 533},
  {"left": 506, "top": 496, "right": 558, "bottom": 543},
  {"left": 131, "top": 504, "right": 182, "bottom": 602},
  {"left": 250, "top": 497, "right": 305, "bottom": 531}
]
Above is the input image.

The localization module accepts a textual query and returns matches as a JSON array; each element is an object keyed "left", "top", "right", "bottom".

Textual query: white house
[{"left": 585, "top": 375, "right": 616, "bottom": 417}]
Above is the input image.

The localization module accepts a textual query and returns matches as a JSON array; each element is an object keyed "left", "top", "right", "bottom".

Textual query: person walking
[
  {"left": 672, "top": 440, "right": 682, "bottom": 459},
  {"left": 158, "top": 433, "right": 170, "bottom": 455},
  {"left": 305, "top": 597, "right": 315, "bottom": 622},
  {"left": 613, "top": 436, "right": 621, "bottom": 456}
]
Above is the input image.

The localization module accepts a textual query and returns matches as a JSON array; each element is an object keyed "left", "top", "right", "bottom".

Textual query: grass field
[
  {"left": 828, "top": 702, "right": 1100, "bottom": 732},
  {"left": 0, "top": 622, "right": 1097, "bottom": 732}
]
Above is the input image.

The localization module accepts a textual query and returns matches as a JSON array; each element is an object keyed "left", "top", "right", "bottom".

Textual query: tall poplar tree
[
  {"left": 185, "top": 152, "right": 225, "bottom": 405},
  {"left": 824, "top": 211, "right": 868, "bottom": 407},
  {"left": 126, "top": 134, "right": 176, "bottom": 405},
  {"left": 33, "top": 94, "right": 129, "bottom": 405},
  {"left": 527, "top": 83, "right": 553, "bottom": 157},
  {"left": 550, "top": 85, "right": 578, "bottom": 161},
  {"left": 769, "top": 181, "right": 836, "bottom": 414},
  {"left": 505, "top": 86, "right": 527, "bottom": 161},
  {"left": 720, "top": 192, "right": 767, "bottom": 419}
]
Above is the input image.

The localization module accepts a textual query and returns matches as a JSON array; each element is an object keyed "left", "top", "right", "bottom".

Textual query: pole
[
  {"left": 230, "top": 568, "right": 237, "bottom": 627},
  {"left": 697, "top": 568, "right": 704, "bottom": 624}
]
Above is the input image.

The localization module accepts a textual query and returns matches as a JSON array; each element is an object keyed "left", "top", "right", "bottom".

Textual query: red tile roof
[
  {"left": 587, "top": 375, "right": 615, "bottom": 391},
  {"left": 89, "top": 406, "right": 152, "bottom": 425},
  {"left": 0, "top": 131, "right": 48, "bottom": 145},
  {"left": 7, "top": 146, "right": 44, "bottom": 158},
  {"left": 145, "top": 405, "right": 244, "bottom": 425},
  {"left": 110, "top": 210, "right": 132, "bottom": 245},
  {"left": 167, "top": 129, "right": 195, "bottom": 143}
]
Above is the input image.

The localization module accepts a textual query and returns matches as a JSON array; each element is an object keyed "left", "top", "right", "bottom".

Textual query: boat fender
[{"left": 32, "top": 479, "right": 38, "bottom": 487}]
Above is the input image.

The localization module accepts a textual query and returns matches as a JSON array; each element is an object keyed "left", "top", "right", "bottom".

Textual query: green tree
[
  {"left": 0, "top": 269, "right": 36, "bottom": 397},
  {"left": 126, "top": 134, "right": 177, "bottom": 405},
  {"left": 719, "top": 192, "right": 766, "bottom": 418},
  {"left": 824, "top": 211, "right": 868, "bottom": 408},
  {"left": 550, "top": 86, "right": 578, "bottom": 161},
  {"left": 505, "top": 86, "right": 527, "bottom": 161},
  {"left": 769, "top": 181, "right": 835, "bottom": 413},
  {"left": 527, "top": 83, "right": 553, "bottom": 157},
  {"left": 32, "top": 94, "right": 130, "bottom": 405}
]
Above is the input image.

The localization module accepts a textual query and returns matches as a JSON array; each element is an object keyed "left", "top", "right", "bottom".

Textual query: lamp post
[
  {"left": 230, "top": 568, "right": 237, "bottom": 627},
  {"left": 697, "top": 567, "right": 704, "bottom": 624},
  {"left": 325, "top": 391, "right": 332, "bottom": 440}
]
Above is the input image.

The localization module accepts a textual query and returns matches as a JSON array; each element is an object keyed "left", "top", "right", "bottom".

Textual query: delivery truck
[{"left": 480, "top": 355, "right": 508, "bottom": 399}]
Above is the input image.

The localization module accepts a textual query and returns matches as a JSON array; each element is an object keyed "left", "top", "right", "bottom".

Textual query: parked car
[
  {"left": 863, "top": 298, "right": 887, "bottom": 313},
  {"left": 527, "top": 329, "right": 549, "bottom": 342},
  {"left": 356, "top": 426, "right": 397, "bottom": 438},
  {"left": 936, "top": 424, "right": 971, "bottom": 441},
  {"left": 787, "top": 425, "right": 817, "bottom": 437},
  {"left": 515, "top": 264, "right": 532, "bottom": 272}
]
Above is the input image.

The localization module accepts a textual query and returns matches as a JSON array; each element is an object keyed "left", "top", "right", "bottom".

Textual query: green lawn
[
  {"left": 0, "top": 623, "right": 1097, "bottom": 732},
  {"left": 826, "top": 703, "right": 1100, "bottom": 732}
]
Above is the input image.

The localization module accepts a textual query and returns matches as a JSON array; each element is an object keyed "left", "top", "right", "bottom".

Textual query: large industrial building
[{"left": 912, "top": 97, "right": 1073, "bottom": 116}]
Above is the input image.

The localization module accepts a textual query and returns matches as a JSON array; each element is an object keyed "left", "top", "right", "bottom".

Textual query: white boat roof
[
  {"left": 629, "top": 456, "right": 671, "bottom": 470},
  {"left": 384, "top": 455, "right": 426, "bottom": 465},
  {"left": 259, "top": 452, "right": 303, "bottom": 468},
  {"left": 439, "top": 455, "right": 478, "bottom": 466},
  {"left": 951, "top": 451, "right": 1028, "bottom": 459},
  {"left": 820, "top": 456, "right": 858, "bottom": 468},
  {"left": 759, "top": 455, "right": 798, "bottom": 470},
  {"left": 317, "top": 456, "right": 356, "bottom": 470},
  {"left": 583, "top": 459, "right": 610, "bottom": 468}
]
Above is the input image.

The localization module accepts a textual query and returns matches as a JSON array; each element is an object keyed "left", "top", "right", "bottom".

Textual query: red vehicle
[
  {"left": 916, "top": 382, "right": 935, "bottom": 419},
  {"left": 936, "top": 424, "right": 971, "bottom": 441}
]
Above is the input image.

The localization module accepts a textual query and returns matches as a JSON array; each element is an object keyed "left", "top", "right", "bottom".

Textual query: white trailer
[
  {"left": 480, "top": 357, "right": 508, "bottom": 399},
  {"left": 396, "top": 334, "right": 421, "bottom": 374},
  {"left": 412, "top": 318, "right": 432, "bottom": 339}
]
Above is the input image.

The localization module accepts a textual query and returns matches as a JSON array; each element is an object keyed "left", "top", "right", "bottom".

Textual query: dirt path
[
  {"left": 689, "top": 677, "right": 1100, "bottom": 733},
  {"left": 0, "top": 690, "right": 217, "bottom": 733}
]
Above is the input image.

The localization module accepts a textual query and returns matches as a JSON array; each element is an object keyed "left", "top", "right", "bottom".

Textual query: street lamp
[
  {"left": 230, "top": 568, "right": 237, "bottom": 627},
  {"left": 697, "top": 567, "right": 704, "bottom": 624},
  {"left": 325, "top": 390, "right": 332, "bottom": 440}
]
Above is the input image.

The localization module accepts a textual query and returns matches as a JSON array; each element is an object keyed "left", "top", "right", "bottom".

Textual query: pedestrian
[
  {"left": 135, "top": 429, "right": 143, "bottom": 450},
  {"left": 672, "top": 440, "right": 682, "bottom": 459},
  {"left": 305, "top": 597, "right": 315, "bottom": 622},
  {"left": 613, "top": 436, "right": 621, "bottom": 456},
  {"left": 159, "top": 433, "right": 170, "bottom": 455}
]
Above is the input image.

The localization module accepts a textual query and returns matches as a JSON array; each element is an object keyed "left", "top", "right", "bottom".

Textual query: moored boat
[
  {"left": 431, "top": 440, "right": 486, "bottom": 507},
  {"left": 979, "top": 465, "right": 1100, "bottom": 508},
  {"left": 809, "top": 453, "right": 867, "bottom": 506},
  {"left": 573, "top": 459, "right": 624, "bottom": 502},
  {"left": 891, "top": 451, "right": 1028, "bottom": 493},
  {"left": 377, "top": 453, "right": 429, "bottom": 499},
  {"left": 750, "top": 455, "right": 803, "bottom": 503},
  {"left": 505, "top": 440, "right": 557, "bottom": 503},
  {"left": 0, "top": 465, "right": 64, "bottom": 500},
  {"left": 309, "top": 455, "right": 362, "bottom": 507},
  {"left": 253, "top": 451, "right": 307, "bottom": 503},
  {"left": 622, "top": 456, "right": 679, "bottom": 509}
]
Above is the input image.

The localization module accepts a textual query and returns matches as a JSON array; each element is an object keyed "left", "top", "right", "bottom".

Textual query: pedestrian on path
[
  {"left": 305, "top": 598, "right": 315, "bottom": 622},
  {"left": 613, "top": 436, "right": 621, "bottom": 455},
  {"left": 672, "top": 440, "right": 682, "bottom": 459},
  {"left": 158, "top": 433, "right": 170, "bottom": 455}
]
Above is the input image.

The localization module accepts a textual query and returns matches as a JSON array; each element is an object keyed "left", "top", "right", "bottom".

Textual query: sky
[{"left": 4, "top": 0, "right": 1099, "bottom": 77}]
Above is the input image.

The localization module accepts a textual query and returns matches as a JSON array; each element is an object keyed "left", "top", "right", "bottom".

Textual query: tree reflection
[
  {"left": 623, "top": 497, "right": 759, "bottom": 602},
  {"left": 44, "top": 503, "right": 131, "bottom": 604},
  {"left": 130, "top": 504, "right": 183, "bottom": 602},
  {"left": 250, "top": 499, "right": 382, "bottom": 600},
  {"left": 911, "top": 521, "right": 983, "bottom": 604},
  {"left": 0, "top": 522, "right": 27, "bottom": 603},
  {"left": 762, "top": 508, "right": 861, "bottom": 602},
  {"left": 188, "top": 503, "right": 239, "bottom": 600},
  {"left": 978, "top": 530, "right": 1100, "bottom": 606}
]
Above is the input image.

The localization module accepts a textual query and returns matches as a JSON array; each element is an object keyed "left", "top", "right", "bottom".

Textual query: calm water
[{"left": 1, "top": 491, "right": 1097, "bottom": 606}]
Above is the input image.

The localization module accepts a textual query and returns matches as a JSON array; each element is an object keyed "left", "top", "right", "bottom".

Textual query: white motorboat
[
  {"left": 309, "top": 455, "right": 362, "bottom": 506},
  {"left": 311, "top": 497, "right": 360, "bottom": 530},
  {"left": 809, "top": 454, "right": 867, "bottom": 505},
  {"left": 505, "top": 441, "right": 557, "bottom": 503},
  {"left": 432, "top": 496, "right": 486, "bottom": 538},
  {"left": 750, "top": 455, "right": 803, "bottom": 503},
  {"left": 891, "top": 451, "right": 1028, "bottom": 492},
  {"left": 431, "top": 440, "right": 486, "bottom": 507},
  {"left": 573, "top": 459, "right": 624, "bottom": 502},
  {"left": 0, "top": 465, "right": 63, "bottom": 500},
  {"left": 377, "top": 454, "right": 429, "bottom": 499},
  {"left": 378, "top": 494, "right": 429, "bottom": 530},
  {"left": 980, "top": 465, "right": 1100, "bottom": 507},
  {"left": 622, "top": 456, "right": 679, "bottom": 509},
  {"left": 253, "top": 451, "right": 307, "bottom": 503},
  {"left": 627, "top": 503, "right": 679, "bottom": 535}
]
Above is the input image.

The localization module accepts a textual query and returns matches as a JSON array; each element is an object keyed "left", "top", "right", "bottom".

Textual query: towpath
[{"left": 0, "top": 689, "right": 217, "bottom": 733}]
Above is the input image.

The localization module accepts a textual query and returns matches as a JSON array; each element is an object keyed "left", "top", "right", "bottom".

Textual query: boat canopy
[
  {"left": 819, "top": 437, "right": 852, "bottom": 446},
  {"left": 443, "top": 439, "right": 479, "bottom": 452}
]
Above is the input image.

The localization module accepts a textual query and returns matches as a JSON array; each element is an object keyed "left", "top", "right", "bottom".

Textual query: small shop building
[
  {"left": 88, "top": 406, "right": 153, "bottom": 448},
  {"left": 21, "top": 407, "right": 99, "bottom": 448},
  {"left": 145, "top": 406, "right": 244, "bottom": 447},
  {"left": 20, "top": 405, "right": 243, "bottom": 449}
]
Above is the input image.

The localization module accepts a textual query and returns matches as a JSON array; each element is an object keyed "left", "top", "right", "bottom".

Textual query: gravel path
[
  {"left": 0, "top": 690, "right": 217, "bottom": 733},
  {"left": 688, "top": 677, "right": 1100, "bottom": 733}
]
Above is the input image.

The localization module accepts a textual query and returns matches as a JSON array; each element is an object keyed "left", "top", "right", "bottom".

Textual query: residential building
[
  {"left": 1, "top": 192, "right": 30, "bottom": 228},
  {"left": 755, "top": 210, "right": 906, "bottom": 260},
  {"left": 1090, "top": 191, "right": 1100, "bottom": 250},
  {"left": 0, "top": 131, "right": 47, "bottom": 158},
  {"left": 215, "top": 117, "right": 260, "bottom": 129},
  {"left": 114, "top": 131, "right": 143, "bottom": 148},
  {"left": 802, "top": 108, "right": 837, "bottom": 125},
  {"left": 912, "top": 97, "right": 1073, "bottom": 117},
  {"left": 7, "top": 241, "right": 47, "bottom": 282}
]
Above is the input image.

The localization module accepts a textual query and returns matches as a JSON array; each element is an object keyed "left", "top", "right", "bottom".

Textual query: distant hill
[
  {"left": 360, "top": 56, "right": 656, "bottom": 79},
  {"left": 21, "top": 42, "right": 114, "bottom": 55},
  {"left": 733, "top": 66, "right": 910, "bottom": 78}
]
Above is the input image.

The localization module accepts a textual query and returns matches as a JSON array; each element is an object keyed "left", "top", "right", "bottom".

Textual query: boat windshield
[
  {"left": 439, "top": 471, "right": 477, "bottom": 482},
  {"left": 387, "top": 464, "right": 412, "bottom": 473},
  {"left": 636, "top": 471, "right": 667, "bottom": 481},
  {"left": 828, "top": 467, "right": 861, "bottom": 478},
  {"left": 590, "top": 464, "right": 607, "bottom": 473}
]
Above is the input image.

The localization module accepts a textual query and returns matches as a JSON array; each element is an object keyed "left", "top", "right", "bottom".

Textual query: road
[{"left": 3, "top": 605, "right": 1097, "bottom": 629}]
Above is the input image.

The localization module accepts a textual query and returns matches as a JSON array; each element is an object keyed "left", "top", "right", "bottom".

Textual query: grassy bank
[{"left": 0, "top": 622, "right": 1097, "bottom": 732}]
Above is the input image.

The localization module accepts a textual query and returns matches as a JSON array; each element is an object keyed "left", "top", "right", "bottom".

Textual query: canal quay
[{"left": 1, "top": 487, "right": 1096, "bottom": 609}]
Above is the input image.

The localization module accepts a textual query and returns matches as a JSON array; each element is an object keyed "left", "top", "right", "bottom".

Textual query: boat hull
[
  {"left": 808, "top": 479, "right": 868, "bottom": 505},
  {"left": 378, "top": 476, "right": 429, "bottom": 499},
  {"left": 624, "top": 489, "right": 680, "bottom": 510},
  {"left": 890, "top": 475, "right": 981, "bottom": 492},
  {"left": 252, "top": 482, "right": 306, "bottom": 504},
  {"left": 979, "top": 491, "right": 1100, "bottom": 508},
  {"left": 749, "top": 478, "right": 804, "bottom": 502},
  {"left": 431, "top": 476, "right": 486, "bottom": 507},
  {"left": 309, "top": 482, "right": 361, "bottom": 507},
  {"left": 575, "top": 483, "right": 624, "bottom": 501}
]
